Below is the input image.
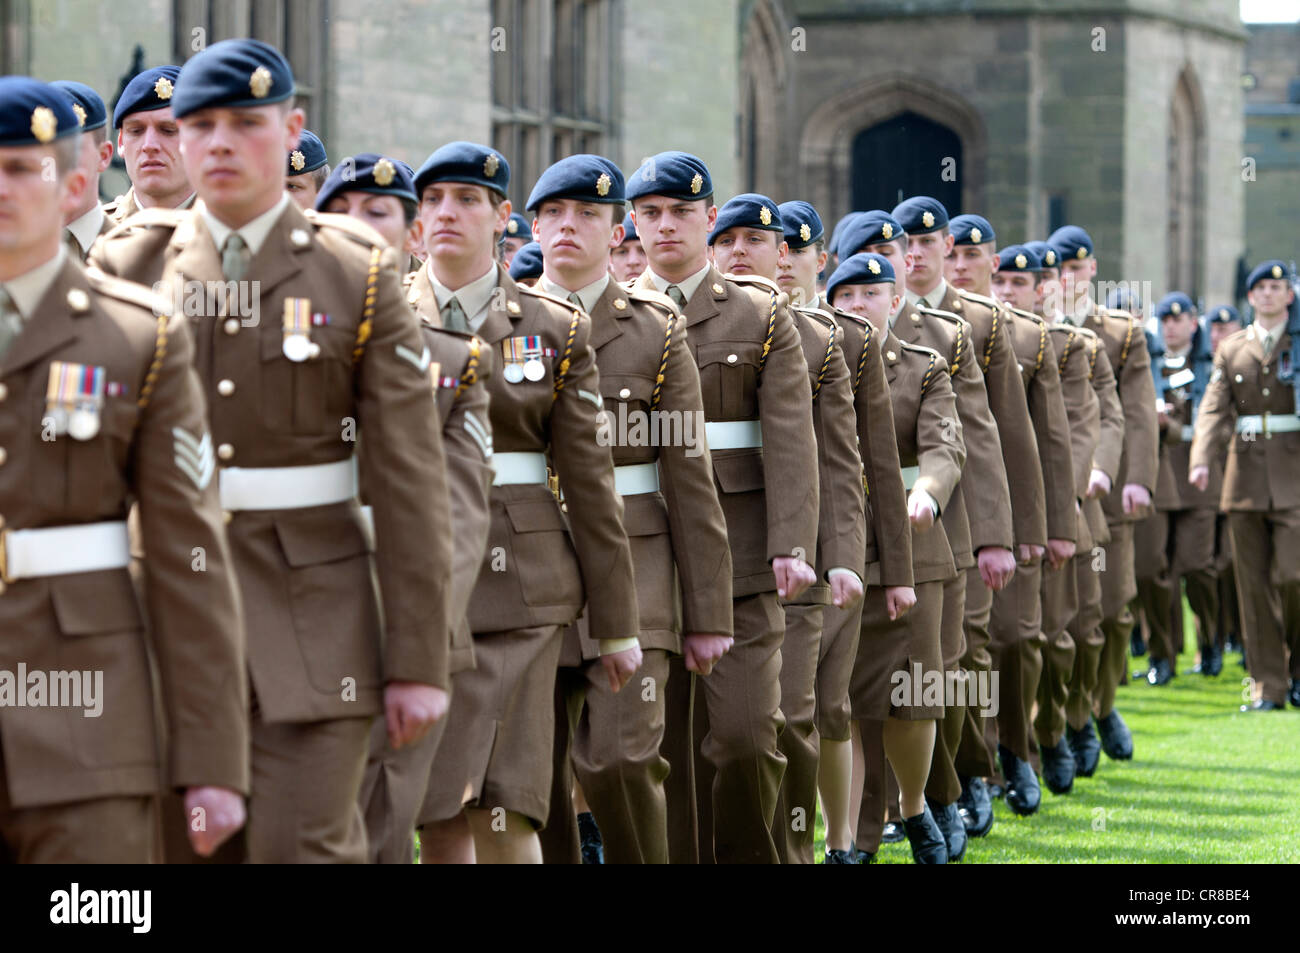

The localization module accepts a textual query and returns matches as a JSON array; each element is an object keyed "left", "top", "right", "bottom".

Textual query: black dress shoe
[
  {"left": 1066, "top": 721, "right": 1101, "bottom": 777},
  {"left": 1191, "top": 644, "right": 1223, "bottom": 677},
  {"left": 824, "top": 848, "right": 856, "bottom": 864},
  {"left": 1289, "top": 680, "right": 1300, "bottom": 708},
  {"left": 998, "top": 745, "right": 1041, "bottom": 816},
  {"left": 577, "top": 811, "right": 604, "bottom": 864},
  {"left": 1240, "top": 699, "right": 1285, "bottom": 712},
  {"left": 925, "top": 797, "right": 967, "bottom": 862},
  {"left": 1097, "top": 710, "right": 1134, "bottom": 760},
  {"left": 1130, "top": 627, "right": 1147, "bottom": 657},
  {"left": 902, "top": 806, "right": 948, "bottom": 864},
  {"left": 956, "top": 775, "right": 994, "bottom": 838},
  {"left": 1145, "top": 658, "right": 1175, "bottom": 686},
  {"left": 880, "top": 821, "right": 905, "bottom": 844},
  {"left": 853, "top": 846, "right": 876, "bottom": 864},
  {"left": 1039, "top": 736, "right": 1076, "bottom": 794}
]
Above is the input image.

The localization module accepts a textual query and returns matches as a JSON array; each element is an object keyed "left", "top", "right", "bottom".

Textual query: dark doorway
[{"left": 851, "top": 112, "right": 963, "bottom": 213}]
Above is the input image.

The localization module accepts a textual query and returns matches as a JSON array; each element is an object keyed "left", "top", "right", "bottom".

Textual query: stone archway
[
  {"left": 1167, "top": 65, "right": 1206, "bottom": 297},
  {"left": 739, "top": 0, "right": 792, "bottom": 198}
]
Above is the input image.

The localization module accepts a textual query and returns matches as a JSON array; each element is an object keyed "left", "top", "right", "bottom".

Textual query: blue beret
[
  {"left": 626, "top": 151, "right": 712, "bottom": 203},
  {"left": 619, "top": 212, "right": 638, "bottom": 244},
  {"left": 1207, "top": 304, "right": 1241, "bottom": 324},
  {"left": 505, "top": 213, "right": 532, "bottom": 240},
  {"left": 1246, "top": 259, "right": 1292, "bottom": 291},
  {"left": 1047, "top": 225, "right": 1094, "bottom": 263},
  {"left": 778, "top": 201, "right": 823, "bottom": 249},
  {"left": 1106, "top": 287, "right": 1142, "bottom": 312},
  {"left": 1155, "top": 292, "right": 1195, "bottom": 319},
  {"left": 950, "top": 213, "right": 995, "bottom": 246},
  {"left": 526, "top": 154, "right": 625, "bottom": 211},
  {"left": 414, "top": 141, "right": 509, "bottom": 199},
  {"left": 1025, "top": 240, "right": 1059, "bottom": 269},
  {"left": 172, "top": 39, "right": 294, "bottom": 119},
  {"left": 51, "top": 81, "right": 107, "bottom": 132},
  {"left": 891, "top": 196, "right": 949, "bottom": 235},
  {"left": 0, "top": 76, "right": 81, "bottom": 146},
  {"left": 113, "top": 66, "right": 181, "bottom": 127},
  {"left": 287, "top": 130, "right": 328, "bottom": 175},
  {"left": 839, "top": 210, "right": 906, "bottom": 259},
  {"left": 708, "top": 193, "right": 783, "bottom": 246},
  {"left": 315, "top": 153, "right": 416, "bottom": 211},
  {"left": 996, "top": 245, "right": 1041, "bottom": 272},
  {"left": 828, "top": 212, "right": 864, "bottom": 258},
  {"left": 826, "top": 253, "right": 896, "bottom": 302},
  {"left": 508, "top": 242, "right": 544, "bottom": 281}
]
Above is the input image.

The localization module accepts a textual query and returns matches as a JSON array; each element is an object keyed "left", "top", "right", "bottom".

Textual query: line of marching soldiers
[{"left": 1, "top": 38, "right": 1295, "bottom": 864}]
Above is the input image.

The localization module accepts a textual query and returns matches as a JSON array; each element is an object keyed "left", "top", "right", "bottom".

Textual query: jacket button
[
  {"left": 727, "top": 353, "right": 738, "bottom": 364},
  {"left": 217, "top": 443, "right": 234, "bottom": 461},
  {"left": 1263, "top": 366, "right": 1270, "bottom": 375},
  {"left": 217, "top": 379, "right": 236, "bottom": 397},
  {"left": 619, "top": 387, "right": 631, "bottom": 399},
  {"left": 222, "top": 510, "right": 233, "bottom": 525},
  {"left": 1262, "top": 387, "right": 1270, "bottom": 397},
  {"left": 224, "top": 318, "right": 241, "bottom": 336},
  {"left": 0, "top": 383, "right": 7, "bottom": 401},
  {"left": 0, "top": 447, "right": 7, "bottom": 466}
]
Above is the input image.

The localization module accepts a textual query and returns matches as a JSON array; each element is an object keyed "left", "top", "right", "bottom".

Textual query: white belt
[
  {"left": 220, "top": 458, "right": 358, "bottom": 512},
  {"left": 2, "top": 521, "right": 130, "bottom": 582},
  {"left": 614, "top": 462, "right": 660, "bottom": 497},
  {"left": 1236, "top": 413, "right": 1300, "bottom": 436},
  {"left": 1180, "top": 424, "right": 1195, "bottom": 442},
  {"left": 705, "top": 419, "right": 763, "bottom": 450},
  {"left": 901, "top": 465, "right": 920, "bottom": 490},
  {"left": 492, "top": 451, "right": 549, "bottom": 486}
]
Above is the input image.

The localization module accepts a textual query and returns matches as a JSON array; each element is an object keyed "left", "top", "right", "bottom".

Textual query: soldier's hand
[
  {"left": 773, "top": 555, "right": 817, "bottom": 601},
  {"left": 1046, "top": 538, "right": 1076, "bottom": 570},
  {"left": 1017, "top": 543, "right": 1046, "bottom": 565},
  {"left": 384, "top": 681, "right": 450, "bottom": 749},
  {"left": 885, "top": 585, "right": 917, "bottom": 621},
  {"left": 1086, "top": 468, "right": 1112, "bottom": 499},
  {"left": 977, "top": 546, "right": 1016, "bottom": 591},
  {"left": 601, "top": 644, "right": 643, "bottom": 693},
  {"left": 1189, "top": 465, "right": 1210, "bottom": 492},
  {"left": 829, "top": 570, "right": 864, "bottom": 610},
  {"left": 184, "top": 785, "right": 245, "bottom": 857},
  {"left": 684, "top": 633, "right": 733, "bottom": 676},
  {"left": 907, "top": 492, "right": 935, "bottom": 530},
  {"left": 1121, "top": 482, "right": 1152, "bottom": 517}
]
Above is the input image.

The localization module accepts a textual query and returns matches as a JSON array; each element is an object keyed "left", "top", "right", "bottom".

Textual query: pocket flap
[
  {"left": 600, "top": 374, "right": 656, "bottom": 405},
  {"left": 712, "top": 448, "right": 765, "bottom": 493},
  {"left": 697, "top": 342, "right": 760, "bottom": 369},
  {"left": 50, "top": 568, "right": 142, "bottom": 635},
  {"left": 275, "top": 509, "right": 371, "bottom": 567},
  {"left": 621, "top": 498, "right": 670, "bottom": 536},
  {"left": 505, "top": 499, "right": 568, "bottom": 533}
]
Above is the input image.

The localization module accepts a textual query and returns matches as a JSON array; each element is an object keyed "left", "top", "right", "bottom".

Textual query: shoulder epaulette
[
  {"left": 726, "top": 272, "right": 782, "bottom": 296},
  {"left": 401, "top": 269, "right": 418, "bottom": 291},
  {"left": 1005, "top": 304, "right": 1044, "bottom": 324},
  {"left": 625, "top": 285, "right": 679, "bottom": 319},
  {"left": 303, "top": 208, "right": 387, "bottom": 249},
  {"left": 916, "top": 303, "right": 963, "bottom": 324},
  {"left": 84, "top": 265, "right": 172, "bottom": 315},
  {"left": 955, "top": 288, "right": 1000, "bottom": 310},
  {"left": 518, "top": 281, "right": 585, "bottom": 313},
  {"left": 917, "top": 304, "right": 967, "bottom": 376},
  {"left": 100, "top": 205, "right": 185, "bottom": 241}
]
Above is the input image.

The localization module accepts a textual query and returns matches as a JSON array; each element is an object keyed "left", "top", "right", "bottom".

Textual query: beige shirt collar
[
  {"left": 2, "top": 245, "right": 68, "bottom": 320},
  {"left": 538, "top": 273, "right": 609, "bottom": 313},
  {"left": 66, "top": 204, "right": 105, "bottom": 256},
  {"left": 201, "top": 193, "right": 290, "bottom": 256},
  {"left": 905, "top": 278, "right": 947, "bottom": 311},
  {"left": 647, "top": 262, "right": 710, "bottom": 304},
  {"left": 429, "top": 261, "right": 499, "bottom": 332}
]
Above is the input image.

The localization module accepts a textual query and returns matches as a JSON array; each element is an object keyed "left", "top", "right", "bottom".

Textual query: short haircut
[
  {"left": 309, "top": 164, "right": 330, "bottom": 189},
  {"left": 53, "top": 137, "right": 79, "bottom": 175}
]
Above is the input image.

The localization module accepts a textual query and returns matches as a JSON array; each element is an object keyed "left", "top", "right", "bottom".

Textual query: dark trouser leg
[{"left": 773, "top": 603, "right": 824, "bottom": 864}]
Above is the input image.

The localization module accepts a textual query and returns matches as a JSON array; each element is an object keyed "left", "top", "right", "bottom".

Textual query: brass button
[
  {"left": 1262, "top": 387, "right": 1270, "bottom": 397},
  {"left": 222, "top": 510, "right": 233, "bottom": 525},
  {"left": 1263, "top": 366, "right": 1270, "bottom": 375},
  {"left": 886, "top": 350, "right": 897, "bottom": 361},
  {"left": 223, "top": 318, "right": 241, "bottom": 336},
  {"left": 619, "top": 387, "right": 631, "bottom": 399},
  {"left": 217, "top": 443, "right": 234, "bottom": 461},
  {"left": 0, "top": 447, "right": 7, "bottom": 466},
  {"left": 911, "top": 313, "right": 921, "bottom": 323},
  {"left": 0, "top": 383, "right": 8, "bottom": 401},
  {"left": 1234, "top": 374, "right": 1244, "bottom": 383},
  {"left": 727, "top": 353, "right": 738, "bottom": 364},
  {"left": 217, "top": 379, "right": 236, "bottom": 397}
]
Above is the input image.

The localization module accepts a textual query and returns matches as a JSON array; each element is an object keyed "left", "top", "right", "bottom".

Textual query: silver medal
[
  {"left": 68, "top": 405, "right": 100, "bottom": 441},
  {"left": 283, "top": 334, "right": 312, "bottom": 362},
  {"left": 523, "top": 359, "right": 546, "bottom": 382},
  {"left": 503, "top": 362, "right": 525, "bottom": 384}
]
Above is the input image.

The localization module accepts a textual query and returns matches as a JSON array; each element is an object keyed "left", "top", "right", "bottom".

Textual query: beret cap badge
[
  {"left": 1077, "top": 246, "right": 1087, "bottom": 259},
  {"left": 970, "top": 226, "right": 982, "bottom": 243},
  {"left": 1015, "top": 253, "right": 1027, "bottom": 269},
  {"left": 868, "top": 258, "right": 881, "bottom": 275},
  {"left": 484, "top": 153, "right": 499, "bottom": 177},
  {"left": 1220, "top": 309, "right": 1229, "bottom": 319},
  {"left": 71, "top": 103, "right": 87, "bottom": 127},
  {"left": 759, "top": 205, "right": 772, "bottom": 226},
  {"left": 154, "top": 76, "right": 173, "bottom": 100},
  {"left": 921, "top": 211, "right": 935, "bottom": 229},
  {"left": 799, "top": 223, "right": 811, "bottom": 242},
  {"left": 373, "top": 158, "right": 396, "bottom": 187},
  {"left": 30, "top": 106, "right": 57, "bottom": 143},
  {"left": 690, "top": 172, "right": 703, "bottom": 194},
  {"left": 881, "top": 222, "right": 893, "bottom": 240},
  {"left": 290, "top": 150, "right": 305, "bottom": 171},
  {"left": 249, "top": 66, "right": 273, "bottom": 98},
  {"left": 596, "top": 172, "right": 611, "bottom": 197},
  {"left": 1272, "top": 264, "right": 1283, "bottom": 279},
  {"left": 506, "top": 218, "right": 517, "bottom": 234},
  {"left": 1045, "top": 250, "right": 1056, "bottom": 265},
  {"left": 1170, "top": 302, "right": 1181, "bottom": 315}
]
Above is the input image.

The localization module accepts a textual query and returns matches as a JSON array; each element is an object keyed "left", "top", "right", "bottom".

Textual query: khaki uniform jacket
[
  {"left": 1190, "top": 325, "right": 1300, "bottom": 512},
  {"left": 820, "top": 302, "right": 913, "bottom": 589},
  {"left": 879, "top": 328, "right": 965, "bottom": 584},
  {"left": 102, "top": 188, "right": 142, "bottom": 229},
  {"left": 0, "top": 258, "right": 247, "bottom": 809},
  {"left": 1003, "top": 305, "right": 1077, "bottom": 542},
  {"left": 1153, "top": 358, "right": 1221, "bottom": 511},
  {"left": 635, "top": 267, "right": 818, "bottom": 598},
  {"left": 406, "top": 264, "right": 640, "bottom": 639},
  {"left": 64, "top": 212, "right": 115, "bottom": 262},
  {"left": 1048, "top": 323, "right": 1101, "bottom": 551},
  {"left": 90, "top": 202, "right": 454, "bottom": 721},
  {"left": 789, "top": 307, "right": 867, "bottom": 605}
]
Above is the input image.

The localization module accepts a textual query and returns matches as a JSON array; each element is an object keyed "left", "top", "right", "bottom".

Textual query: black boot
[
  {"left": 956, "top": 775, "right": 994, "bottom": 837},
  {"left": 902, "top": 806, "right": 948, "bottom": 864},
  {"left": 1066, "top": 720, "right": 1101, "bottom": 777},
  {"left": 998, "top": 744, "right": 1042, "bottom": 816},
  {"left": 577, "top": 811, "right": 604, "bottom": 864},
  {"left": 1097, "top": 710, "right": 1134, "bottom": 760},
  {"left": 1039, "top": 735, "right": 1076, "bottom": 795},
  {"left": 925, "top": 797, "right": 967, "bottom": 862}
]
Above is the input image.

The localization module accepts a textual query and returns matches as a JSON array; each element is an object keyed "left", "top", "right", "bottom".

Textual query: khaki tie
[
  {"left": 441, "top": 296, "right": 468, "bottom": 333},
  {"left": 222, "top": 233, "right": 250, "bottom": 282},
  {"left": 567, "top": 292, "right": 583, "bottom": 309},
  {"left": 666, "top": 284, "right": 686, "bottom": 309},
  {"left": 0, "top": 287, "right": 24, "bottom": 362}
]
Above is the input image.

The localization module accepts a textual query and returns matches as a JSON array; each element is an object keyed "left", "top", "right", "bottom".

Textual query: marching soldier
[
  {"left": 91, "top": 39, "right": 455, "bottom": 863},
  {"left": 627, "top": 151, "right": 820, "bottom": 864},
  {"left": 708, "top": 193, "right": 865, "bottom": 864},
  {"left": 285, "top": 130, "right": 329, "bottom": 210},
  {"left": 609, "top": 212, "right": 647, "bottom": 284},
  {"left": 51, "top": 82, "right": 115, "bottom": 259},
  {"left": 502, "top": 212, "right": 533, "bottom": 266},
  {"left": 0, "top": 77, "right": 247, "bottom": 862},
  {"left": 102, "top": 66, "right": 194, "bottom": 227},
  {"left": 1191, "top": 261, "right": 1300, "bottom": 712},
  {"left": 528, "top": 155, "right": 733, "bottom": 865},
  {"left": 507, "top": 241, "right": 543, "bottom": 286},
  {"left": 404, "top": 141, "right": 639, "bottom": 864},
  {"left": 1049, "top": 225, "right": 1157, "bottom": 771}
]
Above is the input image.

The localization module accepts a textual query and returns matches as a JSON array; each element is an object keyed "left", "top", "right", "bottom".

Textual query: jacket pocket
[
  {"left": 504, "top": 498, "right": 584, "bottom": 610},
  {"left": 696, "top": 342, "right": 761, "bottom": 419},
  {"left": 259, "top": 326, "right": 353, "bottom": 435}
]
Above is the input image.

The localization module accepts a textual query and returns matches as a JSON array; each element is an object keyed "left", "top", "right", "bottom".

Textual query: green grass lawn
[{"left": 816, "top": 619, "right": 1300, "bottom": 863}]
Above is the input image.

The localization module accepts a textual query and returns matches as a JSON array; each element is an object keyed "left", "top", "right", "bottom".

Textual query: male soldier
[
  {"left": 285, "top": 130, "right": 329, "bottom": 210},
  {"left": 609, "top": 211, "right": 646, "bottom": 284},
  {"left": 312, "top": 154, "right": 496, "bottom": 863},
  {"left": 840, "top": 209, "right": 1012, "bottom": 844},
  {"left": 91, "top": 39, "right": 455, "bottom": 863},
  {"left": 775, "top": 200, "right": 910, "bottom": 863},
  {"left": 404, "top": 142, "right": 639, "bottom": 864},
  {"left": 507, "top": 241, "right": 543, "bottom": 286},
  {"left": 0, "top": 76, "right": 247, "bottom": 862},
  {"left": 1136, "top": 293, "right": 1218, "bottom": 686},
  {"left": 708, "top": 194, "right": 865, "bottom": 864},
  {"left": 501, "top": 212, "right": 533, "bottom": 266},
  {"left": 103, "top": 66, "right": 194, "bottom": 226},
  {"left": 528, "top": 155, "right": 732, "bottom": 865},
  {"left": 51, "top": 82, "right": 115, "bottom": 259},
  {"left": 1191, "top": 261, "right": 1300, "bottom": 711},
  {"left": 1049, "top": 224, "right": 1157, "bottom": 771},
  {"left": 628, "top": 151, "right": 819, "bottom": 863}
]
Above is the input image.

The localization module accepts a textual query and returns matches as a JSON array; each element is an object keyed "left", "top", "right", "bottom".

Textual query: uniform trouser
[
  {"left": 816, "top": 600, "right": 867, "bottom": 742},
  {"left": 1065, "top": 547, "right": 1106, "bottom": 730},
  {"left": 663, "top": 592, "right": 787, "bottom": 864},
  {"left": 1035, "top": 555, "right": 1078, "bottom": 749},
  {"left": 1228, "top": 509, "right": 1300, "bottom": 705},
  {"left": 1214, "top": 517, "right": 1240, "bottom": 650},
  {"left": 926, "top": 571, "right": 968, "bottom": 803},
  {"left": 773, "top": 603, "right": 824, "bottom": 864},
  {"left": 541, "top": 648, "right": 671, "bottom": 864},
  {"left": 1135, "top": 508, "right": 1219, "bottom": 670},
  {"left": 1095, "top": 521, "right": 1137, "bottom": 717},
  {"left": 989, "top": 560, "right": 1044, "bottom": 763},
  {"left": 358, "top": 704, "right": 450, "bottom": 864},
  {"left": 955, "top": 567, "right": 997, "bottom": 779}
]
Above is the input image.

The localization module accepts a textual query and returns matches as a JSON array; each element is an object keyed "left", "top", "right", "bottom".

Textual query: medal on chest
[
  {"left": 282, "top": 297, "right": 323, "bottom": 362},
  {"left": 46, "top": 361, "right": 106, "bottom": 440},
  {"left": 502, "top": 335, "right": 557, "bottom": 384}
]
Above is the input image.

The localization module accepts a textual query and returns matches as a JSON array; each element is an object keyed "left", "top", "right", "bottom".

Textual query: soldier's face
[
  {"left": 991, "top": 271, "right": 1038, "bottom": 312},
  {"left": 1036, "top": 267, "right": 1062, "bottom": 314},
  {"left": 1209, "top": 320, "right": 1240, "bottom": 353},
  {"left": 630, "top": 197, "right": 715, "bottom": 275},
  {"left": 1059, "top": 256, "right": 1096, "bottom": 307},
  {"left": 1160, "top": 311, "right": 1196, "bottom": 352},
  {"left": 609, "top": 236, "right": 647, "bottom": 283},
  {"left": 947, "top": 243, "right": 996, "bottom": 292},
  {"left": 777, "top": 243, "right": 826, "bottom": 303},
  {"left": 0, "top": 145, "right": 85, "bottom": 260},
  {"left": 118, "top": 109, "right": 188, "bottom": 200},
  {"left": 322, "top": 190, "right": 410, "bottom": 250},
  {"left": 502, "top": 235, "right": 528, "bottom": 265},
  {"left": 419, "top": 183, "right": 510, "bottom": 269},
  {"left": 710, "top": 227, "right": 784, "bottom": 280},
  {"left": 533, "top": 198, "right": 617, "bottom": 275},
  {"left": 285, "top": 172, "right": 319, "bottom": 210},
  {"left": 1247, "top": 279, "right": 1294, "bottom": 320},
  {"left": 179, "top": 104, "right": 304, "bottom": 222},
  {"left": 863, "top": 239, "right": 910, "bottom": 279},
  {"left": 906, "top": 230, "right": 952, "bottom": 290},
  {"left": 831, "top": 282, "right": 897, "bottom": 330}
]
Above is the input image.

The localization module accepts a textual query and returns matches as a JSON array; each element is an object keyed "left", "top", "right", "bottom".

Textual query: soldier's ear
[
  {"left": 282, "top": 107, "right": 305, "bottom": 152},
  {"left": 816, "top": 249, "right": 828, "bottom": 273},
  {"left": 58, "top": 164, "right": 89, "bottom": 218},
  {"left": 609, "top": 224, "right": 625, "bottom": 248},
  {"left": 705, "top": 204, "right": 718, "bottom": 231},
  {"left": 404, "top": 219, "right": 424, "bottom": 258},
  {"left": 96, "top": 138, "right": 114, "bottom": 173},
  {"left": 943, "top": 232, "right": 954, "bottom": 256}
]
